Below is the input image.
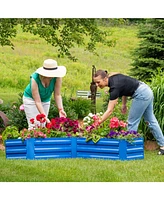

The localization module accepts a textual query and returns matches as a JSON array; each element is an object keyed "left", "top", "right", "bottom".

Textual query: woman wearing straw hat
[{"left": 23, "top": 59, "right": 67, "bottom": 129}]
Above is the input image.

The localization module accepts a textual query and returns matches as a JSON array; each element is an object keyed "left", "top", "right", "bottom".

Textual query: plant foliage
[
  {"left": 130, "top": 19, "right": 164, "bottom": 82},
  {"left": 0, "top": 18, "right": 115, "bottom": 61}
]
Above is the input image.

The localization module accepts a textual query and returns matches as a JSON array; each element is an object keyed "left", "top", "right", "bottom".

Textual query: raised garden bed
[{"left": 5, "top": 137, "right": 144, "bottom": 160}]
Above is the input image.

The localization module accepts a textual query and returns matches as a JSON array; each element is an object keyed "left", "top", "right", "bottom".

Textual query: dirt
[
  {"left": 144, "top": 140, "right": 159, "bottom": 151},
  {"left": 0, "top": 135, "right": 5, "bottom": 151}
]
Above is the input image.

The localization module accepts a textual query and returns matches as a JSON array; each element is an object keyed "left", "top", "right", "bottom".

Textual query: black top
[{"left": 108, "top": 74, "right": 139, "bottom": 100}]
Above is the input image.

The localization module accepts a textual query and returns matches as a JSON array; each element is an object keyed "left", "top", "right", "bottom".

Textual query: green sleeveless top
[{"left": 23, "top": 73, "right": 56, "bottom": 102}]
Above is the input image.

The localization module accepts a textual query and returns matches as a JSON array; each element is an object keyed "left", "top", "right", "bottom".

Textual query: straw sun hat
[{"left": 36, "top": 59, "right": 66, "bottom": 77}]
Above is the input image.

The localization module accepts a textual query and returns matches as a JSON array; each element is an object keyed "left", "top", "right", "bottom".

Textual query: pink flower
[
  {"left": 92, "top": 115, "right": 99, "bottom": 121},
  {"left": 19, "top": 104, "right": 24, "bottom": 111},
  {"left": 109, "top": 117, "right": 119, "bottom": 129},
  {"left": 119, "top": 121, "right": 127, "bottom": 128}
]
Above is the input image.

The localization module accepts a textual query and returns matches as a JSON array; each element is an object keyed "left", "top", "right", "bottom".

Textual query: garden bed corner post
[
  {"left": 26, "top": 138, "right": 35, "bottom": 159},
  {"left": 71, "top": 137, "right": 77, "bottom": 158},
  {"left": 119, "top": 140, "right": 127, "bottom": 160}
]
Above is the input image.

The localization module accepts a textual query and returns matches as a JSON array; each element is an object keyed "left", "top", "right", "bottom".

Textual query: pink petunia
[
  {"left": 119, "top": 121, "right": 127, "bottom": 128},
  {"left": 109, "top": 117, "right": 119, "bottom": 129},
  {"left": 19, "top": 104, "right": 24, "bottom": 111}
]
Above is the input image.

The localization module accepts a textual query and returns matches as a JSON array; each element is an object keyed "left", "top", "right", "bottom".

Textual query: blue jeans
[{"left": 128, "top": 82, "right": 164, "bottom": 147}]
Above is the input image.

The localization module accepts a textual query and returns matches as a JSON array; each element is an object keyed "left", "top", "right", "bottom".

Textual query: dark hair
[{"left": 94, "top": 70, "right": 108, "bottom": 79}]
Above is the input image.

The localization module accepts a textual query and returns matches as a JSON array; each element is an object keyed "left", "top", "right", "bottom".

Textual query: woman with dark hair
[{"left": 93, "top": 70, "right": 164, "bottom": 155}]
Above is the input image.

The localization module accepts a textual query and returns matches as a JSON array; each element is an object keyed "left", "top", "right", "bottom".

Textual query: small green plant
[{"left": 2, "top": 126, "right": 20, "bottom": 144}]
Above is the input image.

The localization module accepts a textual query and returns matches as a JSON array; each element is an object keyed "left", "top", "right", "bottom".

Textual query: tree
[
  {"left": 130, "top": 19, "right": 164, "bottom": 82},
  {"left": 0, "top": 19, "right": 18, "bottom": 49},
  {"left": 0, "top": 18, "right": 115, "bottom": 61}
]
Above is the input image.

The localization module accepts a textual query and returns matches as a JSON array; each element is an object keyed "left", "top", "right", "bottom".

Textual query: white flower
[
  {"left": 88, "top": 113, "right": 94, "bottom": 118},
  {"left": 83, "top": 116, "right": 90, "bottom": 122}
]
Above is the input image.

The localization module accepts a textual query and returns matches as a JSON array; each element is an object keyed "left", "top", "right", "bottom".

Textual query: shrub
[
  {"left": 2, "top": 125, "right": 20, "bottom": 144},
  {"left": 69, "top": 97, "right": 91, "bottom": 119},
  {"left": 7, "top": 93, "right": 28, "bottom": 131},
  {"left": 6, "top": 93, "right": 91, "bottom": 131},
  {"left": 48, "top": 96, "right": 78, "bottom": 120}
]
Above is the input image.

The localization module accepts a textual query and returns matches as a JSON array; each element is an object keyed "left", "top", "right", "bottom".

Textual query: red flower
[
  {"left": 36, "top": 114, "right": 46, "bottom": 123},
  {"left": 46, "top": 122, "right": 52, "bottom": 129},
  {"left": 30, "top": 118, "right": 35, "bottom": 124}
]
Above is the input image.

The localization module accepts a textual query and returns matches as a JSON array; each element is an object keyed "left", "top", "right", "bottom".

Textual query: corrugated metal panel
[
  {"left": 34, "top": 138, "right": 72, "bottom": 145},
  {"left": 5, "top": 139, "right": 27, "bottom": 159},
  {"left": 5, "top": 137, "right": 144, "bottom": 160},
  {"left": 5, "top": 139, "right": 26, "bottom": 146},
  {"left": 33, "top": 138, "right": 72, "bottom": 159},
  {"left": 77, "top": 138, "right": 120, "bottom": 146},
  {"left": 76, "top": 138, "right": 119, "bottom": 160},
  {"left": 77, "top": 153, "right": 119, "bottom": 160}
]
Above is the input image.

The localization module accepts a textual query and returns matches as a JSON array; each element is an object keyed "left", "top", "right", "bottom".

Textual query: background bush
[
  {"left": 49, "top": 96, "right": 91, "bottom": 120},
  {"left": 1, "top": 93, "right": 91, "bottom": 131}
]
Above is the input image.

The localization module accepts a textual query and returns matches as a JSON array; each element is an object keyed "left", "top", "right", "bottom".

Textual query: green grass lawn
[{"left": 0, "top": 150, "right": 163, "bottom": 182}]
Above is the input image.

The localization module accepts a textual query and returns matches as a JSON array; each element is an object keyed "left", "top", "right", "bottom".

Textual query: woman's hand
[
  {"left": 121, "top": 105, "right": 127, "bottom": 114},
  {"left": 59, "top": 109, "right": 67, "bottom": 118},
  {"left": 45, "top": 116, "right": 50, "bottom": 124}
]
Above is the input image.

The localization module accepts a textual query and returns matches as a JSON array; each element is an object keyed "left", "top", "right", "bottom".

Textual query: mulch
[{"left": 0, "top": 135, "right": 5, "bottom": 151}]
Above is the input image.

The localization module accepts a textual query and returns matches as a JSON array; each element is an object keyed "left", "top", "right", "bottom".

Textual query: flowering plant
[
  {"left": 20, "top": 114, "right": 83, "bottom": 140},
  {"left": 83, "top": 112, "right": 110, "bottom": 143},
  {"left": 47, "top": 117, "right": 83, "bottom": 137},
  {"left": 83, "top": 114, "right": 142, "bottom": 143},
  {"left": 20, "top": 114, "right": 49, "bottom": 140},
  {"left": 106, "top": 117, "right": 141, "bottom": 142},
  {"left": 12, "top": 113, "right": 141, "bottom": 143}
]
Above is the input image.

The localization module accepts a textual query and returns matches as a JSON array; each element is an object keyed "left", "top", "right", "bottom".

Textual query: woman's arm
[
  {"left": 31, "top": 78, "right": 50, "bottom": 123},
  {"left": 121, "top": 96, "right": 127, "bottom": 114},
  {"left": 99, "top": 98, "right": 118, "bottom": 124},
  {"left": 54, "top": 77, "right": 66, "bottom": 117}
]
